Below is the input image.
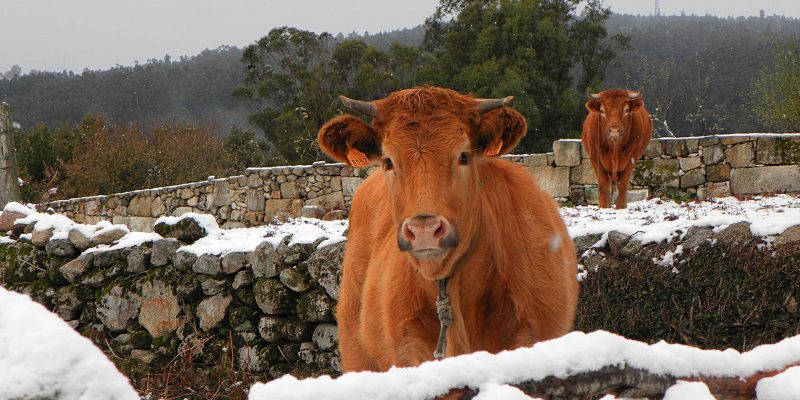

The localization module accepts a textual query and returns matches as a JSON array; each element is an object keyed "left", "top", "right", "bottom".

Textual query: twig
[{"left": 104, "top": 337, "right": 122, "bottom": 360}]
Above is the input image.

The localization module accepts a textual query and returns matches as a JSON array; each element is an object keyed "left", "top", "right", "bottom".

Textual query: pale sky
[{"left": 2, "top": 0, "right": 799, "bottom": 74}]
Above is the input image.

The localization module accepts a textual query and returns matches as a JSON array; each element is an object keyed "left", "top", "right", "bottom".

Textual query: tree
[
  {"left": 751, "top": 41, "right": 800, "bottom": 132},
  {"left": 424, "top": 0, "right": 625, "bottom": 152}
]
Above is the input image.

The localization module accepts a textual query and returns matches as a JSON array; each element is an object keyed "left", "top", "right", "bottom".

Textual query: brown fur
[
  {"left": 318, "top": 87, "right": 579, "bottom": 372},
  {"left": 582, "top": 89, "right": 653, "bottom": 209}
]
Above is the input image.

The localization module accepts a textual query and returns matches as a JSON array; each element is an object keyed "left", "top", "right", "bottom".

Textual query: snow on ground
[
  {"left": 249, "top": 330, "right": 800, "bottom": 400},
  {"left": 0, "top": 286, "right": 139, "bottom": 400},
  {"left": 561, "top": 194, "right": 800, "bottom": 244},
  {"left": 757, "top": 366, "right": 800, "bottom": 400}
]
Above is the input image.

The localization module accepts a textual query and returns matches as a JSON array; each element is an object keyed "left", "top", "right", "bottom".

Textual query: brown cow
[
  {"left": 317, "top": 87, "right": 579, "bottom": 372},
  {"left": 582, "top": 89, "right": 653, "bottom": 209}
]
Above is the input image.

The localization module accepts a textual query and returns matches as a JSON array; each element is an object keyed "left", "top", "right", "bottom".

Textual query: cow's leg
[
  {"left": 592, "top": 159, "right": 612, "bottom": 208},
  {"left": 615, "top": 161, "right": 637, "bottom": 209}
]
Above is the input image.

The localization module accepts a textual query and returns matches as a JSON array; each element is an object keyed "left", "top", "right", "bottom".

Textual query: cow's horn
[
  {"left": 629, "top": 90, "right": 642, "bottom": 100},
  {"left": 339, "top": 95, "right": 377, "bottom": 117},
  {"left": 475, "top": 96, "right": 514, "bottom": 112},
  {"left": 586, "top": 88, "right": 601, "bottom": 100}
]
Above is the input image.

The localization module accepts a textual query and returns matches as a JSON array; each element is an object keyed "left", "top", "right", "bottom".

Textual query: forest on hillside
[{"left": 2, "top": 2, "right": 800, "bottom": 203}]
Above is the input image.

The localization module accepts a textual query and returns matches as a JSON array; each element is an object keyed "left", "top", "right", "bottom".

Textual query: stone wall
[
  {"left": 42, "top": 134, "right": 800, "bottom": 231},
  {"left": 0, "top": 222, "right": 346, "bottom": 382}
]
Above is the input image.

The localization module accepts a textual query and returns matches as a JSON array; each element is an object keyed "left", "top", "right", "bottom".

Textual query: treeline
[{"left": 603, "top": 13, "right": 800, "bottom": 136}]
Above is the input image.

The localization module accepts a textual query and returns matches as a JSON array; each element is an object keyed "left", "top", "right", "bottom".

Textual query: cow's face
[
  {"left": 586, "top": 90, "right": 644, "bottom": 146},
  {"left": 318, "top": 87, "right": 526, "bottom": 280}
]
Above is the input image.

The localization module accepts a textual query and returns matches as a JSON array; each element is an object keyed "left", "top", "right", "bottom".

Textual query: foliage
[
  {"left": 235, "top": 27, "right": 430, "bottom": 164},
  {"left": 751, "top": 41, "right": 800, "bottom": 131},
  {"left": 423, "top": 0, "right": 626, "bottom": 152}
]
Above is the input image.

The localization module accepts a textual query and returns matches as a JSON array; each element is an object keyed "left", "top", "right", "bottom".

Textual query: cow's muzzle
[
  {"left": 398, "top": 215, "right": 458, "bottom": 259},
  {"left": 607, "top": 126, "right": 622, "bottom": 143}
]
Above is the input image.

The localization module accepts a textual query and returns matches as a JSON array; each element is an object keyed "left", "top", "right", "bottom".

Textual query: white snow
[
  {"left": 14, "top": 212, "right": 74, "bottom": 233},
  {"left": 757, "top": 366, "right": 800, "bottom": 400},
  {"left": 84, "top": 232, "right": 163, "bottom": 254},
  {"left": 0, "top": 286, "right": 138, "bottom": 400},
  {"left": 561, "top": 195, "right": 800, "bottom": 245},
  {"left": 663, "top": 380, "right": 715, "bottom": 400},
  {"left": 2, "top": 201, "right": 35, "bottom": 216},
  {"left": 248, "top": 330, "right": 800, "bottom": 400}
]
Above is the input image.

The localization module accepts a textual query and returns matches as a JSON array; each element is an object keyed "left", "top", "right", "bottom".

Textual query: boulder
[
  {"left": 197, "top": 293, "right": 232, "bottom": 331},
  {"left": 153, "top": 215, "right": 213, "bottom": 243},
  {"left": 97, "top": 284, "right": 141, "bottom": 332},
  {"left": 151, "top": 239, "right": 180, "bottom": 267},
  {"left": 59, "top": 253, "right": 95, "bottom": 284},
  {"left": 305, "top": 242, "right": 345, "bottom": 300},
  {"left": 92, "top": 225, "right": 129, "bottom": 246},
  {"left": 139, "top": 280, "right": 182, "bottom": 337},
  {"left": 254, "top": 279, "right": 296, "bottom": 315},
  {"left": 68, "top": 226, "right": 95, "bottom": 251},
  {"left": 46, "top": 238, "right": 77, "bottom": 258}
]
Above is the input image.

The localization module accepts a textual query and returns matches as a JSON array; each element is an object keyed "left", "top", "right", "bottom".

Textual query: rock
[
  {"left": 698, "top": 182, "right": 731, "bottom": 199},
  {"left": 127, "top": 195, "right": 153, "bottom": 217},
  {"left": 706, "top": 164, "right": 731, "bottom": 182},
  {"left": 663, "top": 140, "right": 688, "bottom": 157},
  {"left": 571, "top": 162, "right": 598, "bottom": 185},
  {"left": 127, "top": 247, "right": 150, "bottom": 273},
  {"left": 279, "top": 240, "right": 315, "bottom": 266},
  {"left": 296, "top": 290, "right": 335, "bottom": 322},
  {"left": 246, "top": 189, "right": 265, "bottom": 212},
  {"left": 31, "top": 228, "right": 54, "bottom": 248},
  {"left": 774, "top": 225, "right": 800, "bottom": 247},
  {"left": 714, "top": 221, "right": 753, "bottom": 247},
  {"left": 139, "top": 280, "right": 182, "bottom": 337},
  {"left": 300, "top": 206, "right": 325, "bottom": 219},
  {"left": 233, "top": 270, "right": 254, "bottom": 289},
  {"left": 151, "top": 239, "right": 180, "bottom": 267},
  {"left": 305, "top": 192, "right": 345, "bottom": 213},
  {"left": 93, "top": 248, "right": 129, "bottom": 268},
  {"left": 730, "top": 166, "right": 800, "bottom": 195},
  {"left": 305, "top": 242, "right": 345, "bottom": 300},
  {"left": 680, "top": 169, "right": 706, "bottom": 189},
  {"left": 527, "top": 166, "right": 570, "bottom": 198},
  {"left": 280, "top": 317, "right": 315, "bottom": 342},
  {"left": 46, "top": 239, "right": 77, "bottom": 258},
  {"left": 68, "top": 226, "right": 95, "bottom": 251},
  {"left": 131, "top": 350, "right": 156, "bottom": 364},
  {"left": 757, "top": 137, "right": 800, "bottom": 165},
  {"left": 724, "top": 143, "right": 755, "bottom": 168},
  {"left": 280, "top": 266, "right": 312, "bottom": 293},
  {"left": 173, "top": 251, "right": 198, "bottom": 271},
  {"left": 254, "top": 278, "right": 297, "bottom": 315},
  {"left": 632, "top": 159, "right": 680, "bottom": 187},
  {"left": 176, "top": 275, "right": 203, "bottom": 303},
  {"left": 97, "top": 284, "right": 141, "bottom": 332},
  {"left": 60, "top": 253, "right": 94, "bottom": 283},
  {"left": 607, "top": 231, "right": 631, "bottom": 254},
  {"left": 54, "top": 286, "right": 84, "bottom": 320},
  {"left": 678, "top": 156, "right": 702, "bottom": 172},
  {"left": 620, "top": 238, "right": 644, "bottom": 258},
  {"left": 81, "top": 264, "right": 124, "bottom": 288},
  {"left": 341, "top": 177, "right": 363, "bottom": 197},
  {"left": 702, "top": 145, "right": 725, "bottom": 165},
  {"left": 11, "top": 221, "right": 28, "bottom": 238},
  {"left": 0, "top": 209, "right": 28, "bottom": 232},
  {"left": 153, "top": 216, "right": 212, "bottom": 243},
  {"left": 258, "top": 316, "right": 285, "bottom": 343},
  {"left": 252, "top": 240, "right": 281, "bottom": 278},
  {"left": 683, "top": 226, "right": 714, "bottom": 250},
  {"left": 201, "top": 278, "right": 228, "bottom": 296},
  {"left": 221, "top": 251, "right": 251, "bottom": 274},
  {"left": 644, "top": 139, "right": 662, "bottom": 159},
  {"left": 92, "top": 225, "right": 129, "bottom": 246},
  {"left": 197, "top": 293, "right": 232, "bottom": 331},
  {"left": 322, "top": 210, "right": 347, "bottom": 221},
  {"left": 573, "top": 234, "right": 602, "bottom": 254},
  {"left": 553, "top": 140, "right": 582, "bottom": 167},
  {"left": 312, "top": 324, "right": 338, "bottom": 351},
  {"left": 193, "top": 254, "right": 222, "bottom": 276},
  {"left": 280, "top": 182, "right": 300, "bottom": 199},
  {"left": 238, "top": 346, "right": 265, "bottom": 373}
]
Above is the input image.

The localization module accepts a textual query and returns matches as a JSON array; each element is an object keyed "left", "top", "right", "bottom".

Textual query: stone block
[
  {"left": 632, "top": 159, "right": 680, "bottom": 187},
  {"left": 757, "top": 136, "right": 800, "bottom": 165},
  {"left": 678, "top": 156, "right": 702, "bottom": 172},
  {"left": 730, "top": 165, "right": 800, "bottom": 195},
  {"left": 305, "top": 192, "right": 345, "bottom": 212},
  {"left": 341, "top": 177, "right": 363, "bottom": 197},
  {"left": 706, "top": 164, "right": 731, "bottom": 182},
  {"left": 702, "top": 145, "right": 725, "bottom": 165},
  {"left": 571, "top": 162, "right": 598, "bottom": 185},
  {"left": 644, "top": 139, "right": 662, "bottom": 159},
  {"left": 246, "top": 189, "right": 265, "bottom": 211},
  {"left": 280, "top": 182, "right": 300, "bottom": 199},
  {"left": 527, "top": 166, "right": 570, "bottom": 198},
  {"left": 139, "top": 280, "right": 182, "bottom": 337},
  {"left": 698, "top": 136, "right": 719, "bottom": 147},
  {"left": 686, "top": 139, "right": 699, "bottom": 154},
  {"left": 663, "top": 140, "right": 688, "bottom": 157},
  {"left": 724, "top": 142, "right": 755, "bottom": 168},
  {"left": 720, "top": 135, "right": 752, "bottom": 145},
  {"left": 211, "top": 181, "right": 231, "bottom": 207},
  {"left": 698, "top": 181, "right": 731, "bottom": 199},
  {"left": 553, "top": 140, "right": 582, "bottom": 167},
  {"left": 127, "top": 195, "right": 152, "bottom": 217},
  {"left": 680, "top": 169, "right": 706, "bottom": 189},
  {"left": 266, "top": 199, "right": 305, "bottom": 221},
  {"left": 197, "top": 293, "right": 232, "bottom": 332},
  {"left": 522, "top": 154, "right": 549, "bottom": 166}
]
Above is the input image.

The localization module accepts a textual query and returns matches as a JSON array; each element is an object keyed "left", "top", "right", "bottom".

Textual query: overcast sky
[{"left": 2, "top": 0, "right": 799, "bottom": 74}]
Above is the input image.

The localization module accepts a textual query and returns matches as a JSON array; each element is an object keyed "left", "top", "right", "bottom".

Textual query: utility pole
[
  {"left": 655, "top": 0, "right": 661, "bottom": 17},
  {"left": 0, "top": 103, "right": 22, "bottom": 208}
]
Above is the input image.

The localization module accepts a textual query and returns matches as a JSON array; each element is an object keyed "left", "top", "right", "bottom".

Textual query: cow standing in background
[
  {"left": 582, "top": 89, "right": 653, "bottom": 209},
  {"left": 318, "top": 87, "right": 579, "bottom": 372}
]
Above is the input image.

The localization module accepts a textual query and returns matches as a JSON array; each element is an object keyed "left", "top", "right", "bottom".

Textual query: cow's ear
[
  {"left": 318, "top": 115, "right": 382, "bottom": 167},
  {"left": 475, "top": 108, "right": 527, "bottom": 157},
  {"left": 630, "top": 98, "right": 644, "bottom": 112},
  {"left": 586, "top": 99, "right": 601, "bottom": 113}
]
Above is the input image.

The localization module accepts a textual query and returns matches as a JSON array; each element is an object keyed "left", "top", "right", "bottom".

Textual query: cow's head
[
  {"left": 585, "top": 89, "right": 644, "bottom": 146},
  {"left": 318, "top": 87, "right": 526, "bottom": 280}
]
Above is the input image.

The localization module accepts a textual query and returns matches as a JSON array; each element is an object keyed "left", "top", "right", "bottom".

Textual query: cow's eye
[
  {"left": 383, "top": 158, "right": 394, "bottom": 170},
  {"left": 458, "top": 152, "right": 469, "bottom": 165}
]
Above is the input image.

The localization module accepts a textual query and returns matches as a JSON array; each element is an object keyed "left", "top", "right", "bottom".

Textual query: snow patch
[
  {"left": 756, "top": 366, "right": 800, "bottom": 400},
  {"left": 2, "top": 201, "right": 35, "bottom": 216},
  {"left": 663, "top": 380, "right": 715, "bottom": 400}
]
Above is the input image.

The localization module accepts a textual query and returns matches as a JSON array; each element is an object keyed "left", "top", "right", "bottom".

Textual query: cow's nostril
[
  {"left": 434, "top": 224, "right": 446, "bottom": 239},
  {"left": 403, "top": 224, "right": 416, "bottom": 241}
]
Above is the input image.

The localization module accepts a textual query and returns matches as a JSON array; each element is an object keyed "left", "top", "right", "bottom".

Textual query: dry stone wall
[
  {"left": 0, "top": 223, "right": 346, "bottom": 381},
  {"left": 42, "top": 134, "right": 800, "bottom": 231}
]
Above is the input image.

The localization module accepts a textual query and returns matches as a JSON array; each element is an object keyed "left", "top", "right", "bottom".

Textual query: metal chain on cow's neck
[{"left": 433, "top": 278, "right": 452, "bottom": 360}]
